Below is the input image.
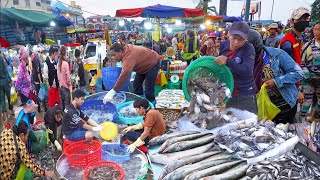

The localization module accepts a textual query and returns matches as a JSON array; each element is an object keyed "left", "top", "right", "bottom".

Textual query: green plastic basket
[
  {"left": 182, "top": 56, "right": 234, "bottom": 103},
  {"left": 182, "top": 53, "right": 194, "bottom": 60}
]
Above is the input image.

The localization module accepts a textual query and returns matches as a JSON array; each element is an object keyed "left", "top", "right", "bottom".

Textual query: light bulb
[
  {"left": 119, "top": 20, "right": 125, "bottom": 26},
  {"left": 167, "top": 27, "right": 172, "bottom": 33},
  {"left": 175, "top": 19, "right": 182, "bottom": 26}
]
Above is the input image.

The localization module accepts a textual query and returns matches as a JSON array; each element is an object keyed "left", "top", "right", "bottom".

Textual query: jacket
[
  {"left": 264, "top": 46, "right": 303, "bottom": 108},
  {"left": 280, "top": 31, "right": 302, "bottom": 65},
  {"left": 219, "top": 40, "right": 256, "bottom": 96}
]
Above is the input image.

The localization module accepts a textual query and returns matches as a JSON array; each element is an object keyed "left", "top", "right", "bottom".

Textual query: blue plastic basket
[
  {"left": 102, "top": 67, "right": 130, "bottom": 91},
  {"left": 80, "top": 100, "right": 117, "bottom": 124},
  {"left": 116, "top": 101, "right": 154, "bottom": 125},
  {"left": 97, "top": 91, "right": 126, "bottom": 105},
  {"left": 101, "top": 144, "right": 130, "bottom": 163}
]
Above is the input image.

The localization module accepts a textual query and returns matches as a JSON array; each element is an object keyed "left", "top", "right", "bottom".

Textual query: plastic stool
[{"left": 63, "top": 136, "right": 77, "bottom": 152}]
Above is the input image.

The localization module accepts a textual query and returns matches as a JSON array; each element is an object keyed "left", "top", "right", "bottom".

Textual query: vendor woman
[
  {"left": 62, "top": 89, "right": 102, "bottom": 141},
  {"left": 44, "top": 105, "right": 63, "bottom": 151},
  {"left": 0, "top": 121, "right": 54, "bottom": 179},
  {"left": 122, "top": 98, "right": 166, "bottom": 153},
  {"left": 103, "top": 42, "right": 160, "bottom": 104}
]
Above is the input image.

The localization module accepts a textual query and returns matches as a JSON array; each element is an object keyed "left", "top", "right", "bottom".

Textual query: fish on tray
[
  {"left": 87, "top": 166, "right": 121, "bottom": 180},
  {"left": 246, "top": 149, "right": 320, "bottom": 179}
]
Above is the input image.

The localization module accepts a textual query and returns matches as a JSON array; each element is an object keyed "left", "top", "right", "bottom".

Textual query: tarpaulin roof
[
  {"left": 222, "top": 15, "right": 243, "bottom": 22},
  {"left": 0, "top": 8, "right": 56, "bottom": 25},
  {"left": 0, "top": 8, "right": 72, "bottom": 26},
  {"left": 183, "top": 14, "right": 223, "bottom": 22},
  {"left": 115, "top": 4, "right": 204, "bottom": 18}
]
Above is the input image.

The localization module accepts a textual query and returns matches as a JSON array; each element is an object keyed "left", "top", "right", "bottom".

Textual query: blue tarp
[
  {"left": 143, "top": 5, "right": 184, "bottom": 18},
  {"left": 56, "top": 15, "right": 73, "bottom": 26},
  {"left": 222, "top": 15, "right": 243, "bottom": 22}
]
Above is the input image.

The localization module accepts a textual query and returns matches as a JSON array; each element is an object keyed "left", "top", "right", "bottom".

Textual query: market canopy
[
  {"left": 0, "top": 7, "right": 56, "bottom": 25},
  {"left": 0, "top": 7, "right": 72, "bottom": 26},
  {"left": 222, "top": 15, "right": 243, "bottom": 22},
  {"left": 183, "top": 14, "right": 223, "bottom": 23},
  {"left": 115, "top": 4, "right": 204, "bottom": 18}
]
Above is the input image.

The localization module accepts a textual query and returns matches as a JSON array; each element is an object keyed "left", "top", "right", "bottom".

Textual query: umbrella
[
  {"left": 222, "top": 15, "right": 243, "bottom": 22},
  {"left": 116, "top": 4, "right": 204, "bottom": 18}
]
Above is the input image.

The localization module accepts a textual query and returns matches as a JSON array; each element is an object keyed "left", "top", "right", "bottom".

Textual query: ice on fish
[
  {"left": 119, "top": 154, "right": 148, "bottom": 180},
  {"left": 57, "top": 158, "right": 84, "bottom": 180},
  {"left": 83, "top": 110, "right": 114, "bottom": 124},
  {"left": 119, "top": 104, "right": 140, "bottom": 118},
  {"left": 98, "top": 93, "right": 125, "bottom": 105}
]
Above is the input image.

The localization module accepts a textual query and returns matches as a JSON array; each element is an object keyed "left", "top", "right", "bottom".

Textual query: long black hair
[{"left": 12, "top": 121, "right": 29, "bottom": 136}]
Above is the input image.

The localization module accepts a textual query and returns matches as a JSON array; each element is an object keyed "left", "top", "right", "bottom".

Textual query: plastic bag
[
  {"left": 10, "top": 88, "right": 18, "bottom": 105},
  {"left": 256, "top": 84, "right": 281, "bottom": 120},
  {"left": 38, "top": 85, "right": 48, "bottom": 102},
  {"left": 160, "top": 70, "right": 168, "bottom": 87}
]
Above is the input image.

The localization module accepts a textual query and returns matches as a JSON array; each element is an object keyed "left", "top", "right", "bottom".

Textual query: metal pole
[
  {"left": 270, "top": 0, "right": 275, "bottom": 20},
  {"left": 245, "top": 0, "right": 251, "bottom": 22}
]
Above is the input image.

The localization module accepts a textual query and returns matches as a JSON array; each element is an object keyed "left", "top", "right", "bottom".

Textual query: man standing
[
  {"left": 265, "top": 23, "right": 280, "bottom": 48},
  {"left": 43, "top": 47, "right": 61, "bottom": 107},
  {"left": 280, "top": 7, "right": 310, "bottom": 114},
  {"left": 215, "top": 21, "right": 257, "bottom": 113}
]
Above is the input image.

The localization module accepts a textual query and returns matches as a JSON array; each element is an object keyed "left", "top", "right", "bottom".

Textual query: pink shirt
[{"left": 57, "top": 61, "right": 71, "bottom": 89}]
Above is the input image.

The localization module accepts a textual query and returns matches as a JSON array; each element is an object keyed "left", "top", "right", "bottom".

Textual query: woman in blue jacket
[{"left": 256, "top": 46, "right": 303, "bottom": 124}]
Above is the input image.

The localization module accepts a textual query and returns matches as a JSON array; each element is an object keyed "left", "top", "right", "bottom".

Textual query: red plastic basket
[
  {"left": 83, "top": 161, "right": 125, "bottom": 180},
  {"left": 64, "top": 140, "right": 102, "bottom": 168}
]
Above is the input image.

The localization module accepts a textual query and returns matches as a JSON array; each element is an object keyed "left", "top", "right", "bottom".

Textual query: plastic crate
[
  {"left": 80, "top": 100, "right": 117, "bottom": 124},
  {"left": 101, "top": 144, "right": 130, "bottom": 163},
  {"left": 102, "top": 67, "right": 130, "bottom": 91},
  {"left": 84, "top": 161, "right": 125, "bottom": 180},
  {"left": 116, "top": 101, "right": 154, "bottom": 125},
  {"left": 182, "top": 56, "right": 234, "bottom": 103},
  {"left": 64, "top": 140, "right": 102, "bottom": 168}
]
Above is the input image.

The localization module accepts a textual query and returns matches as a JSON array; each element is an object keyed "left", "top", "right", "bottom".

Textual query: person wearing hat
[
  {"left": 215, "top": 21, "right": 257, "bottom": 114},
  {"left": 265, "top": 23, "right": 280, "bottom": 48},
  {"left": 15, "top": 100, "right": 47, "bottom": 153},
  {"left": 122, "top": 98, "right": 166, "bottom": 153},
  {"left": 280, "top": 7, "right": 311, "bottom": 117},
  {"left": 103, "top": 43, "right": 160, "bottom": 104},
  {"left": 44, "top": 105, "right": 63, "bottom": 151},
  {"left": 300, "top": 21, "right": 320, "bottom": 122},
  {"left": 62, "top": 89, "right": 102, "bottom": 141},
  {"left": 206, "top": 33, "right": 218, "bottom": 56}
]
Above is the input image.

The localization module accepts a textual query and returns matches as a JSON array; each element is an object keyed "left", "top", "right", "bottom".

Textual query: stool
[{"left": 63, "top": 136, "right": 77, "bottom": 152}]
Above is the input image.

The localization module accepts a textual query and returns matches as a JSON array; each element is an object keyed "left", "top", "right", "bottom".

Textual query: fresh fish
[
  {"left": 200, "top": 162, "right": 249, "bottom": 180},
  {"left": 158, "top": 151, "right": 222, "bottom": 180},
  {"left": 150, "top": 142, "right": 215, "bottom": 165},
  {"left": 185, "top": 160, "right": 246, "bottom": 180},
  {"left": 159, "top": 133, "right": 211, "bottom": 153},
  {"left": 149, "top": 131, "right": 198, "bottom": 146},
  {"left": 163, "top": 135, "right": 215, "bottom": 153},
  {"left": 163, "top": 158, "right": 233, "bottom": 180},
  {"left": 199, "top": 92, "right": 211, "bottom": 104}
]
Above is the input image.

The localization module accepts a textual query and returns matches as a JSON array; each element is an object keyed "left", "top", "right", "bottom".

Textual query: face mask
[{"left": 294, "top": 21, "right": 309, "bottom": 32}]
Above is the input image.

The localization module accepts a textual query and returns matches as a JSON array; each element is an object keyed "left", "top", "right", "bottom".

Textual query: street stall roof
[
  {"left": 0, "top": 8, "right": 56, "bottom": 25},
  {"left": 222, "top": 15, "right": 243, "bottom": 22},
  {"left": 115, "top": 4, "right": 204, "bottom": 18},
  {"left": 182, "top": 14, "right": 223, "bottom": 22}
]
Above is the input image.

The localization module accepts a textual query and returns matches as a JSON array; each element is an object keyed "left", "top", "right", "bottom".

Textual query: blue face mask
[{"left": 54, "top": 57, "right": 59, "bottom": 63}]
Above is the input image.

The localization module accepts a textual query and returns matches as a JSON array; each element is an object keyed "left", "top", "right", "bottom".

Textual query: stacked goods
[{"left": 156, "top": 90, "right": 189, "bottom": 109}]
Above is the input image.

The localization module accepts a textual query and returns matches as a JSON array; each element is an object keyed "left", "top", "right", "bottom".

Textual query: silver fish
[
  {"left": 149, "top": 131, "right": 198, "bottom": 146},
  {"left": 200, "top": 162, "right": 249, "bottom": 180}
]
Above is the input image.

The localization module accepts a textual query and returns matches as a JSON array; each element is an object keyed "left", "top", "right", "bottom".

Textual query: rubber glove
[
  {"left": 92, "top": 125, "right": 103, "bottom": 132},
  {"left": 128, "top": 137, "right": 145, "bottom": 153},
  {"left": 54, "top": 140, "right": 62, "bottom": 151},
  {"left": 122, "top": 123, "right": 143, "bottom": 134},
  {"left": 103, "top": 89, "right": 116, "bottom": 104},
  {"left": 88, "top": 119, "right": 99, "bottom": 127}
]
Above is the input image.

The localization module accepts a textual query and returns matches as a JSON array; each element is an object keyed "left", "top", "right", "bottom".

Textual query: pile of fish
[
  {"left": 215, "top": 123, "right": 294, "bottom": 158},
  {"left": 86, "top": 166, "right": 122, "bottom": 180},
  {"left": 187, "top": 76, "right": 232, "bottom": 129},
  {"left": 150, "top": 132, "right": 251, "bottom": 180},
  {"left": 119, "top": 154, "right": 148, "bottom": 180},
  {"left": 245, "top": 149, "right": 320, "bottom": 179},
  {"left": 119, "top": 104, "right": 140, "bottom": 118},
  {"left": 82, "top": 110, "right": 114, "bottom": 124},
  {"left": 156, "top": 90, "right": 189, "bottom": 109},
  {"left": 98, "top": 93, "right": 125, "bottom": 105}
]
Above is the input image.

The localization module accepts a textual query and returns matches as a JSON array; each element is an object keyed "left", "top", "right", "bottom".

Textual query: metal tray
[{"left": 295, "top": 142, "right": 320, "bottom": 165}]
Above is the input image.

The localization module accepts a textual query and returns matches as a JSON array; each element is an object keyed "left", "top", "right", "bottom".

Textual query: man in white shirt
[
  {"left": 172, "top": 33, "right": 179, "bottom": 52},
  {"left": 43, "top": 47, "right": 61, "bottom": 107}
]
